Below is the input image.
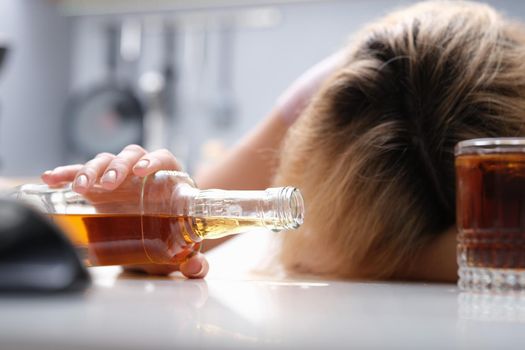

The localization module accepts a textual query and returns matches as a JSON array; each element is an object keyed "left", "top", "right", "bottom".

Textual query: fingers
[
  {"left": 179, "top": 253, "right": 209, "bottom": 279},
  {"left": 122, "top": 252, "right": 208, "bottom": 279},
  {"left": 72, "top": 152, "right": 116, "bottom": 193},
  {"left": 98, "top": 144, "right": 147, "bottom": 190},
  {"left": 42, "top": 144, "right": 182, "bottom": 193},
  {"left": 41, "top": 164, "right": 84, "bottom": 186},
  {"left": 132, "top": 148, "right": 182, "bottom": 177}
]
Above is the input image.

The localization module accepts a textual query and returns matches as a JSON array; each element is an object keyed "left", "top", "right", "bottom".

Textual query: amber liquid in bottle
[
  {"left": 50, "top": 213, "right": 271, "bottom": 266},
  {"left": 456, "top": 153, "right": 525, "bottom": 269},
  {"left": 12, "top": 171, "right": 304, "bottom": 267}
]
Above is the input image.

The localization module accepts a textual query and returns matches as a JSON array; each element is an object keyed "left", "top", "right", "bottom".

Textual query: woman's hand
[
  {"left": 42, "top": 144, "right": 182, "bottom": 194},
  {"left": 41, "top": 144, "right": 209, "bottom": 279}
]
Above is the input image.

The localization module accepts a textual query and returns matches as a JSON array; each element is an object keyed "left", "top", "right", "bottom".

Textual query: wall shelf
[{"left": 55, "top": 0, "right": 329, "bottom": 16}]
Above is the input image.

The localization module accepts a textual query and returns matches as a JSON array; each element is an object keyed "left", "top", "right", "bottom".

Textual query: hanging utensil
[
  {"left": 211, "top": 18, "right": 236, "bottom": 130},
  {"left": 64, "top": 21, "right": 144, "bottom": 159},
  {"left": 140, "top": 20, "right": 178, "bottom": 151}
]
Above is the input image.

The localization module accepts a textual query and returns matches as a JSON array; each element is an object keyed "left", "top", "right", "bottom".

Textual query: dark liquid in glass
[{"left": 456, "top": 153, "right": 525, "bottom": 269}]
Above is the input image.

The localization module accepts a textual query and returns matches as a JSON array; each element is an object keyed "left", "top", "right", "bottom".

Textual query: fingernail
[
  {"left": 190, "top": 265, "right": 206, "bottom": 278},
  {"left": 195, "top": 265, "right": 206, "bottom": 277},
  {"left": 43, "top": 170, "right": 52, "bottom": 176},
  {"left": 75, "top": 174, "right": 88, "bottom": 188},
  {"left": 135, "top": 159, "right": 150, "bottom": 169},
  {"left": 102, "top": 169, "right": 117, "bottom": 184},
  {"left": 185, "top": 258, "right": 205, "bottom": 277}
]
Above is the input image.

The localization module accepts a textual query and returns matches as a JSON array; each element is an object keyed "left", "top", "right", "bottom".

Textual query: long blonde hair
[{"left": 274, "top": 1, "right": 525, "bottom": 279}]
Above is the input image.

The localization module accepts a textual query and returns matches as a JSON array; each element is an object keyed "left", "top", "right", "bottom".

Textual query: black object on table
[{"left": 0, "top": 198, "right": 90, "bottom": 293}]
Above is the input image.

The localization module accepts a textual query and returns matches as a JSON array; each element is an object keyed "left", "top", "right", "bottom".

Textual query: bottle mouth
[{"left": 277, "top": 187, "right": 304, "bottom": 230}]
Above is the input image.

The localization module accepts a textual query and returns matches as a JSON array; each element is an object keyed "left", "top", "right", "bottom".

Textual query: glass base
[
  {"left": 458, "top": 292, "right": 525, "bottom": 321},
  {"left": 458, "top": 267, "right": 525, "bottom": 292}
]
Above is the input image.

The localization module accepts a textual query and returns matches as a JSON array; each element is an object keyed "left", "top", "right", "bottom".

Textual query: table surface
[{"left": 1, "top": 231, "right": 525, "bottom": 350}]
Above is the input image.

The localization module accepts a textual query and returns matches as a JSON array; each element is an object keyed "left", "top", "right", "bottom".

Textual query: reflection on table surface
[{"left": 1, "top": 233, "right": 525, "bottom": 349}]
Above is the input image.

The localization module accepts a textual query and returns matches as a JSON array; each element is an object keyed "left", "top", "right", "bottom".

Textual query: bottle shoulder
[{"left": 148, "top": 170, "right": 197, "bottom": 188}]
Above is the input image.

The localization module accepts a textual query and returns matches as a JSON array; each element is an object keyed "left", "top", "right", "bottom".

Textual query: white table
[{"left": 1, "top": 232, "right": 525, "bottom": 349}]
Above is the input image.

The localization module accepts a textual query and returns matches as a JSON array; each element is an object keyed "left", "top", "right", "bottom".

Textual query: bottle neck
[{"left": 190, "top": 186, "right": 304, "bottom": 232}]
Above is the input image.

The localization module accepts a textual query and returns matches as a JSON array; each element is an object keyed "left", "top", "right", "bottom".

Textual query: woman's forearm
[
  {"left": 194, "top": 110, "right": 290, "bottom": 252},
  {"left": 194, "top": 109, "right": 290, "bottom": 190}
]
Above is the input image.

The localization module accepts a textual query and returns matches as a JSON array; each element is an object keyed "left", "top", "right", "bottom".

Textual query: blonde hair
[{"left": 274, "top": 1, "right": 525, "bottom": 279}]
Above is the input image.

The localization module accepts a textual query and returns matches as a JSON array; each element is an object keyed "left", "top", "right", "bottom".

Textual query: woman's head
[{"left": 274, "top": 1, "right": 525, "bottom": 279}]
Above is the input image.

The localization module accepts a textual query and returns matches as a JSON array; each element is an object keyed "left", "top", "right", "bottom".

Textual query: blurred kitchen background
[{"left": 0, "top": 0, "right": 524, "bottom": 176}]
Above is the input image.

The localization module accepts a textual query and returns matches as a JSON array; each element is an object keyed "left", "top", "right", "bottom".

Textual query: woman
[{"left": 43, "top": 1, "right": 525, "bottom": 281}]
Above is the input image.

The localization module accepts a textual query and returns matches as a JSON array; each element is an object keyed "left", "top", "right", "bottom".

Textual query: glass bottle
[{"left": 10, "top": 171, "right": 304, "bottom": 267}]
